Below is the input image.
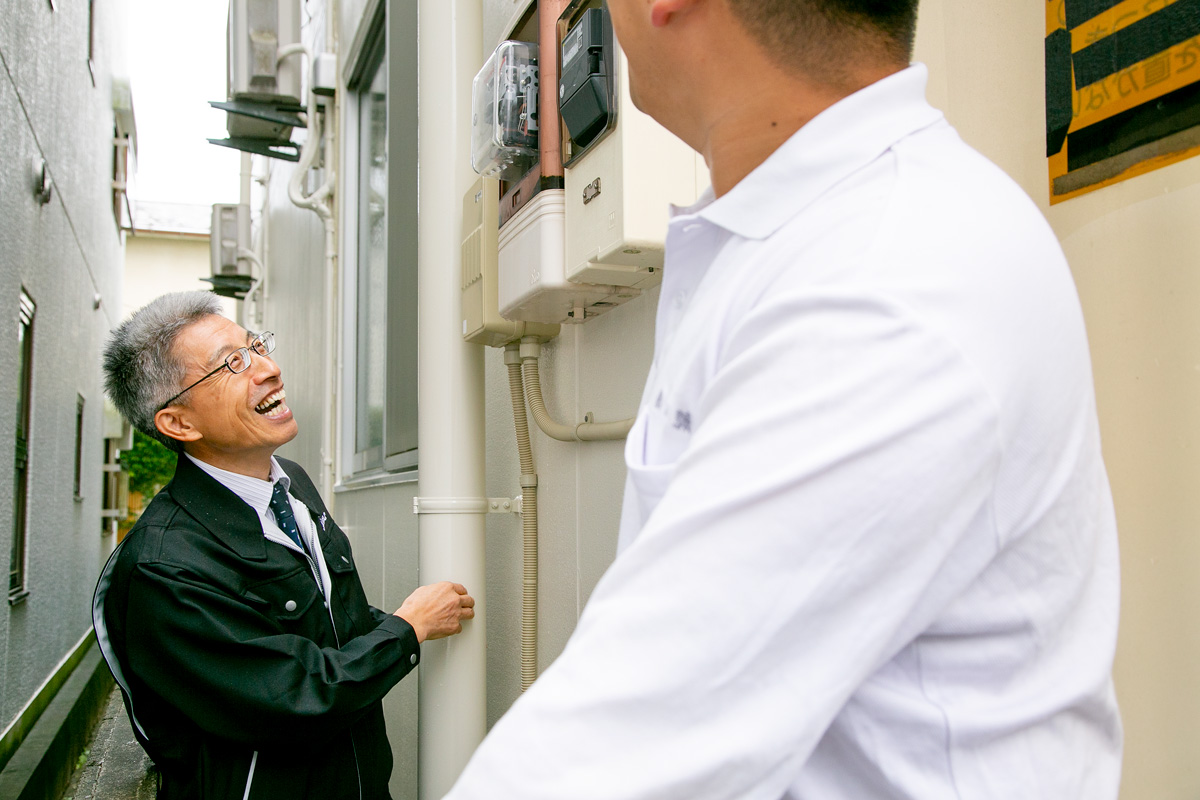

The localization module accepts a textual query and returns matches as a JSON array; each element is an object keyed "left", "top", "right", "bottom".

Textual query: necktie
[{"left": 269, "top": 482, "right": 306, "bottom": 552}]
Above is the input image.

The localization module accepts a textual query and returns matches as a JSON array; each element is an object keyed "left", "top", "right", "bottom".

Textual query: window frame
[
  {"left": 10, "top": 290, "right": 36, "bottom": 604},
  {"left": 73, "top": 394, "right": 85, "bottom": 500},
  {"left": 339, "top": 0, "right": 421, "bottom": 481}
]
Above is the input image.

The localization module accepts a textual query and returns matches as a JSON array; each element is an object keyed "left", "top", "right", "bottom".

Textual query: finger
[
  {"left": 461, "top": 607, "right": 475, "bottom": 619},
  {"left": 460, "top": 595, "right": 475, "bottom": 607},
  {"left": 450, "top": 582, "right": 468, "bottom": 594}
]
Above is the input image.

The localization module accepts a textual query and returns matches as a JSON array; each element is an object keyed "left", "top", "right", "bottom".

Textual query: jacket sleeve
[{"left": 123, "top": 560, "right": 419, "bottom": 748}]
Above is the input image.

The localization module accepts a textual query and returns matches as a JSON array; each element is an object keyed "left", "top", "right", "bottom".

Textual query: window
[
  {"left": 344, "top": 0, "right": 419, "bottom": 476},
  {"left": 355, "top": 41, "right": 387, "bottom": 467},
  {"left": 10, "top": 291, "right": 35, "bottom": 602},
  {"left": 87, "top": 0, "right": 96, "bottom": 85},
  {"left": 74, "top": 395, "right": 85, "bottom": 499}
]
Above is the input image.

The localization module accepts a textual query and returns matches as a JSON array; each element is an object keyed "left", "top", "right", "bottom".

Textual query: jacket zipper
[
  {"left": 242, "top": 751, "right": 258, "bottom": 800},
  {"left": 270, "top": 519, "right": 361, "bottom": 799}
]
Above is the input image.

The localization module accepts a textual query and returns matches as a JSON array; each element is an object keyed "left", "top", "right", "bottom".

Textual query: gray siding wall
[{"left": 0, "top": 0, "right": 125, "bottom": 726}]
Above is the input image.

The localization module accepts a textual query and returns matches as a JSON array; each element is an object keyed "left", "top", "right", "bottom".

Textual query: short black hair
[{"left": 727, "top": 0, "right": 919, "bottom": 82}]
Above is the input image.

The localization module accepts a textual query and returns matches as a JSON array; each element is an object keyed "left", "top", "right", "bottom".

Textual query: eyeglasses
[{"left": 159, "top": 331, "right": 276, "bottom": 410}]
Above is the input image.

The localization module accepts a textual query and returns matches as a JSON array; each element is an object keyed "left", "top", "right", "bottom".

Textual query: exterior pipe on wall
[
  {"left": 520, "top": 337, "right": 635, "bottom": 442},
  {"left": 416, "top": 1, "right": 487, "bottom": 797},
  {"left": 280, "top": 42, "right": 339, "bottom": 501},
  {"left": 505, "top": 345, "right": 539, "bottom": 691}
]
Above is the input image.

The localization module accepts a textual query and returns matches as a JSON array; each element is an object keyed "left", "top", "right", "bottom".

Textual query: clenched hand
[{"left": 395, "top": 581, "right": 475, "bottom": 643}]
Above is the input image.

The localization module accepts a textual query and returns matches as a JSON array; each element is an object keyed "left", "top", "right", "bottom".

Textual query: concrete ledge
[{"left": 0, "top": 644, "right": 114, "bottom": 800}]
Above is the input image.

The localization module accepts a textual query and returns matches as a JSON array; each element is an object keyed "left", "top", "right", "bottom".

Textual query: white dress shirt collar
[{"left": 184, "top": 452, "right": 291, "bottom": 516}]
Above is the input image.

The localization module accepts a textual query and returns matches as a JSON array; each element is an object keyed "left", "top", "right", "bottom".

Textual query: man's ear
[
  {"left": 155, "top": 406, "right": 202, "bottom": 446},
  {"left": 650, "top": 0, "right": 699, "bottom": 27}
]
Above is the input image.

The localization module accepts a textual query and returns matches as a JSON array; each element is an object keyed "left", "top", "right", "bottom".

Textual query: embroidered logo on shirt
[
  {"left": 673, "top": 410, "right": 692, "bottom": 432},
  {"left": 318, "top": 513, "right": 328, "bottom": 531}
]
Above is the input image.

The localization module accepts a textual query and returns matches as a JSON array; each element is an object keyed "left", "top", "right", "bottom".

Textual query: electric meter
[
  {"left": 471, "top": 40, "right": 541, "bottom": 181},
  {"left": 559, "top": 7, "right": 615, "bottom": 163}
]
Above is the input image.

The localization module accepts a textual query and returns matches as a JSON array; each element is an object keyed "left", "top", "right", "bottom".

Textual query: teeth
[{"left": 255, "top": 389, "right": 287, "bottom": 415}]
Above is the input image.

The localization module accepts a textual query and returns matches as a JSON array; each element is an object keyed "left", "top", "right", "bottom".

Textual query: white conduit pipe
[
  {"left": 504, "top": 345, "right": 539, "bottom": 691},
  {"left": 279, "top": 43, "right": 338, "bottom": 500},
  {"left": 519, "top": 337, "right": 635, "bottom": 442}
]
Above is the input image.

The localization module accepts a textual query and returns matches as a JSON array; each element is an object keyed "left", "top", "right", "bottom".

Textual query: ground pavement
[{"left": 60, "top": 688, "right": 156, "bottom": 800}]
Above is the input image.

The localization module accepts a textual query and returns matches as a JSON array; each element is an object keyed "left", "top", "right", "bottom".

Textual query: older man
[
  {"left": 94, "top": 291, "right": 472, "bottom": 800},
  {"left": 446, "top": 1, "right": 1121, "bottom": 798}
]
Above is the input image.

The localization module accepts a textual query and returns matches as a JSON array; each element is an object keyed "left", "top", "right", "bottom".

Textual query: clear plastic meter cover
[{"left": 471, "top": 40, "right": 540, "bottom": 181}]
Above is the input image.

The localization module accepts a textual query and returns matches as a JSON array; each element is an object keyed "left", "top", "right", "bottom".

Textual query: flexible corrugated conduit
[
  {"left": 519, "top": 337, "right": 634, "bottom": 442},
  {"left": 504, "top": 338, "right": 634, "bottom": 691},
  {"left": 504, "top": 345, "right": 539, "bottom": 691}
]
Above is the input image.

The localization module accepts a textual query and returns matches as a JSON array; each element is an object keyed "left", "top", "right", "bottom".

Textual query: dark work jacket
[{"left": 93, "top": 455, "right": 420, "bottom": 800}]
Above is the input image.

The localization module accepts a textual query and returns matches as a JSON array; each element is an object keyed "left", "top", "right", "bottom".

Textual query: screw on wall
[{"left": 32, "top": 158, "right": 52, "bottom": 205}]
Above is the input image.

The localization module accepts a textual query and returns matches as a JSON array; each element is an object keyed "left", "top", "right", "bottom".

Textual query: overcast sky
[{"left": 127, "top": 0, "right": 240, "bottom": 208}]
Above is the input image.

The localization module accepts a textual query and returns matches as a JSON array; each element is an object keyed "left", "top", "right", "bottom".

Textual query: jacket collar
[
  {"left": 274, "top": 457, "right": 328, "bottom": 520},
  {"left": 166, "top": 453, "right": 269, "bottom": 561},
  {"left": 691, "top": 63, "right": 943, "bottom": 240}
]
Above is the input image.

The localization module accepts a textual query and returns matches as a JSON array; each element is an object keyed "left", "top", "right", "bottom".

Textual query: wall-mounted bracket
[{"left": 413, "top": 496, "right": 523, "bottom": 515}]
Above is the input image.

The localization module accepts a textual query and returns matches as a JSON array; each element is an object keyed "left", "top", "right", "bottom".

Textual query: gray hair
[{"left": 103, "top": 291, "right": 224, "bottom": 453}]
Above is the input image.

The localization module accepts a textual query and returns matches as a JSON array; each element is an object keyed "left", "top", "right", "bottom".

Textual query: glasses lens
[
  {"left": 252, "top": 331, "right": 275, "bottom": 356},
  {"left": 226, "top": 347, "right": 251, "bottom": 373}
]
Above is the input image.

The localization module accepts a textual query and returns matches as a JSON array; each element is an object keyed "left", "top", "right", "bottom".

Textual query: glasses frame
[{"left": 158, "top": 331, "right": 276, "bottom": 411}]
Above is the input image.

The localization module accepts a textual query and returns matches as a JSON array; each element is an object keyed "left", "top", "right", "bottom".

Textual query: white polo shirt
[{"left": 446, "top": 64, "right": 1122, "bottom": 800}]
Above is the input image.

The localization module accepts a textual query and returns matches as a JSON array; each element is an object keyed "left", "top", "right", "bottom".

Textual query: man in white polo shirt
[
  {"left": 446, "top": 1, "right": 1122, "bottom": 798},
  {"left": 95, "top": 291, "right": 474, "bottom": 799}
]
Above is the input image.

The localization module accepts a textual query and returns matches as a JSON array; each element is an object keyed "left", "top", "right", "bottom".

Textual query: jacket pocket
[{"left": 242, "top": 566, "right": 324, "bottom": 633}]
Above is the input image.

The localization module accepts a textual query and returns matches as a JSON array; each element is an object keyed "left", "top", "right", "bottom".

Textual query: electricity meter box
[
  {"left": 559, "top": 4, "right": 709, "bottom": 292},
  {"left": 472, "top": 41, "right": 541, "bottom": 182}
]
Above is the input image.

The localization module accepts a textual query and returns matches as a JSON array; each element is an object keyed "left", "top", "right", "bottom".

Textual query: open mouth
[{"left": 255, "top": 389, "right": 288, "bottom": 418}]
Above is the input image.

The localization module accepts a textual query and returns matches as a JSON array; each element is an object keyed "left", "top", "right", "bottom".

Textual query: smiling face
[{"left": 154, "top": 315, "right": 298, "bottom": 478}]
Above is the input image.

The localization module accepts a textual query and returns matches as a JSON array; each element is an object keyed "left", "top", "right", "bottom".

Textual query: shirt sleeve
[
  {"left": 123, "top": 561, "right": 420, "bottom": 748},
  {"left": 444, "top": 289, "right": 1003, "bottom": 799}
]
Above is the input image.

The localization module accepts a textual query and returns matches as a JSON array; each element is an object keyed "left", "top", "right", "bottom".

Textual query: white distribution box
[{"left": 498, "top": 189, "right": 636, "bottom": 324}]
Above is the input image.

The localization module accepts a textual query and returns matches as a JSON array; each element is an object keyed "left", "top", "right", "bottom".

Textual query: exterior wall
[
  {"left": 123, "top": 232, "right": 236, "bottom": 321},
  {"left": 253, "top": 0, "right": 1200, "bottom": 796},
  {"left": 0, "top": 0, "right": 125, "bottom": 731}
]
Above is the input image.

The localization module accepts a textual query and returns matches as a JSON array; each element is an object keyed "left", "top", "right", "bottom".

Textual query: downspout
[{"left": 415, "top": 2, "right": 487, "bottom": 798}]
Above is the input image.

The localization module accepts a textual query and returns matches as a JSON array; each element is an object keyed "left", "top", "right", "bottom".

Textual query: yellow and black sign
[{"left": 1046, "top": 0, "right": 1200, "bottom": 202}]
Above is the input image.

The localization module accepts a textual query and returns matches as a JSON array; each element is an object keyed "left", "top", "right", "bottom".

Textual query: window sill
[
  {"left": 335, "top": 468, "right": 418, "bottom": 493},
  {"left": 9, "top": 589, "right": 30, "bottom": 606}
]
